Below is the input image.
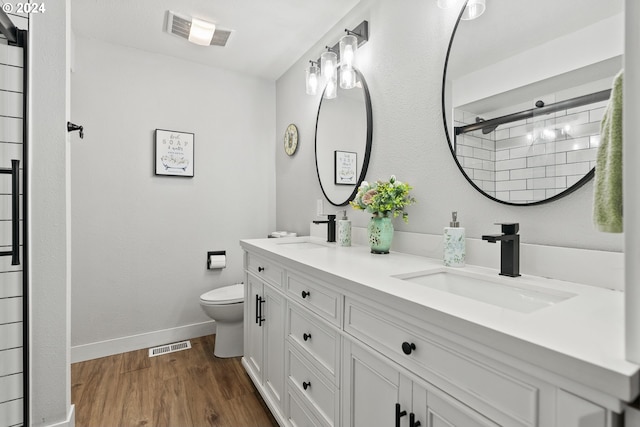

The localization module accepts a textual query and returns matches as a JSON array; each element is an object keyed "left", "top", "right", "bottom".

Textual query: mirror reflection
[
  {"left": 315, "top": 69, "right": 372, "bottom": 206},
  {"left": 443, "top": 0, "right": 623, "bottom": 205}
]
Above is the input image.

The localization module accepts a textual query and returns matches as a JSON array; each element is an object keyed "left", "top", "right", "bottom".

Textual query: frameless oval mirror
[
  {"left": 442, "top": 0, "right": 623, "bottom": 205},
  {"left": 315, "top": 69, "right": 372, "bottom": 206}
]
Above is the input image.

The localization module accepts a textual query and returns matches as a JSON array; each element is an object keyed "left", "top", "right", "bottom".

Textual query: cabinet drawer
[
  {"left": 287, "top": 344, "right": 337, "bottom": 427},
  {"left": 287, "top": 387, "right": 324, "bottom": 427},
  {"left": 345, "top": 299, "right": 538, "bottom": 426},
  {"left": 287, "top": 274, "right": 341, "bottom": 326},
  {"left": 288, "top": 305, "right": 340, "bottom": 382},
  {"left": 246, "top": 253, "right": 284, "bottom": 288}
]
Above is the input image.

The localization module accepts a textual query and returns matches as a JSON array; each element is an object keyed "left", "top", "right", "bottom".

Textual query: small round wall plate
[{"left": 284, "top": 123, "right": 298, "bottom": 156}]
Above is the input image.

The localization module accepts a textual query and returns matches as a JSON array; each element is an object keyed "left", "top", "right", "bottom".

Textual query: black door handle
[
  {"left": 0, "top": 160, "right": 19, "bottom": 265},
  {"left": 302, "top": 381, "right": 311, "bottom": 390},
  {"left": 301, "top": 290, "right": 310, "bottom": 299},
  {"left": 303, "top": 333, "right": 311, "bottom": 341},
  {"left": 395, "top": 403, "right": 407, "bottom": 427},
  {"left": 258, "top": 296, "right": 265, "bottom": 326}
]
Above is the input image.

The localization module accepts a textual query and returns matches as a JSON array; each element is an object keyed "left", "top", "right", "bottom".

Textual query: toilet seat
[{"left": 200, "top": 283, "right": 244, "bottom": 305}]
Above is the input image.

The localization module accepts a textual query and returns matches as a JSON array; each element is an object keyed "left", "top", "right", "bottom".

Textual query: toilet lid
[{"left": 200, "top": 283, "right": 244, "bottom": 304}]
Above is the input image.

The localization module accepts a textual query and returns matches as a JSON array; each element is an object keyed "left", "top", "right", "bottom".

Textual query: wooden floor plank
[{"left": 71, "top": 335, "right": 278, "bottom": 427}]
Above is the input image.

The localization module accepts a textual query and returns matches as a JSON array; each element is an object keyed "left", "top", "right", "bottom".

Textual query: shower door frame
[{"left": 0, "top": 9, "right": 29, "bottom": 427}]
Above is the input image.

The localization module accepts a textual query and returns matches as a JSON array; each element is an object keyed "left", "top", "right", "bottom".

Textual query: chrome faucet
[
  {"left": 313, "top": 214, "right": 336, "bottom": 242},
  {"left": 481, "top": 223, "right": 520, "bottom": 277}
]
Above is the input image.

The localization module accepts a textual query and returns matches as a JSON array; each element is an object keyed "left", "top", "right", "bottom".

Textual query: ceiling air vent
[{"left": 166, "top": 11, "right": 231, "bottom": 47}]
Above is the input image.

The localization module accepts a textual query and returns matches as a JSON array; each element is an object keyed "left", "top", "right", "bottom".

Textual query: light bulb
[
  {"left": 306, "top": 65, "right": 319, "bottom": 95},
  {"left": 339, "top": 35, "right": 358, "bottom": 69},
  {"left": 321, "top": 51, "right": 337, "bottom": 81}
]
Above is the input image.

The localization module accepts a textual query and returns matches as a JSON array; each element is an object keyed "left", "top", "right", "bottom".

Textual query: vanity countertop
[{"left": 240, "top": 236, "right": 639, "bottom": 404}]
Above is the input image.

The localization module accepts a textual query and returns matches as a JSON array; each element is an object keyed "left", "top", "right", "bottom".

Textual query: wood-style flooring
[{"left": 71, "top": 335, "right": 279, "bottom": 427}]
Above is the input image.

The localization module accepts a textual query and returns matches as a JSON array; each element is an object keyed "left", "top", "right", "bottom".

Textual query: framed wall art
[
  {"left": 154, "top": 129, "right": 194, "bottom": 177},
  {"left": 334, "top": 150, "right": 357, "bottom": 185}
]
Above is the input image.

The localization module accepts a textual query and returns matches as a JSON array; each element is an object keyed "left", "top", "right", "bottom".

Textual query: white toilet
[{"left": 199, "top": 283, "right": 244, "bottom": 358}]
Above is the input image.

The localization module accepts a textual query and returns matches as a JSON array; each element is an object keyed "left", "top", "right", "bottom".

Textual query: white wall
[
  {"left": 29, "top": 0, "right": 74, "bottom": 425},
  {"left": 70, "top": 37, "right": 276, "bottom": 354},
  {"left": 275, "top": 0, "right": 623, "bottom": 253}
]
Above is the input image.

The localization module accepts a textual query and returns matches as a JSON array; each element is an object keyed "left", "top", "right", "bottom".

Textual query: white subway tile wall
[
  {"left": 454, "top": 99, "right": 606, "bottom": 203},
  {"left": 0, "top": 14, "right": 26, "bottom": 426}
]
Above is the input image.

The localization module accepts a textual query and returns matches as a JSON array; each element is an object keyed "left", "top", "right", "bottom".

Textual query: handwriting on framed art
[{"left": 154, "top": 129, "right": 194, "bottom": 177}]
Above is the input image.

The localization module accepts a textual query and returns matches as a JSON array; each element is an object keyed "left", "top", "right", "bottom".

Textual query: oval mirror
[
  {"left": 315, "top": 69, "right": 373, "bottom": 206},
  {"left": 442, "top": 0, "right": 623, "bottom": 205}
]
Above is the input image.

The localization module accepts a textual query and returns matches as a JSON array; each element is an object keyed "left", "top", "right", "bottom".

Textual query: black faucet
[
  {"left": 313, "top": 214, "right": 336, "bottom": 242},
  {"left": 481, "top": 223, "right": 521, "bottom": 277}
]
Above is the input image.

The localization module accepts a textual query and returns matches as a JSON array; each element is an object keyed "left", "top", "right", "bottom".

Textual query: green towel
[{"left": 594, "top": 70, "right": 623, "bottom": 233}]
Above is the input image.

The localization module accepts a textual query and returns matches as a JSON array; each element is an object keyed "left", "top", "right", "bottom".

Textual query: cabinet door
[
  {"left": 263, "top": 284, "right": 285, "bottom": 409},
  {"left": 414, "top": 383, "right": 498, "bottom": 427},
  {"left": 342, "top": 340, "right": 412, "bottom": 427},
  {"left": 244, "top": 276, "right": 264, "bottom": 379}
]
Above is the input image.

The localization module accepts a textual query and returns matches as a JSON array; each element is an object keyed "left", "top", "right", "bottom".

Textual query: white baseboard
[
  {"left": 71, "top": 321, "right": 216, "bottom": 363},
  {"left": 37, "top": 404, "right": 75, "bottom": 427}
]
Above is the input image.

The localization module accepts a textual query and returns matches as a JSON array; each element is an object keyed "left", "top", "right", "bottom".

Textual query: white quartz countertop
[{"left": 240, "top": 236, "right": 639, "bottom": 403}]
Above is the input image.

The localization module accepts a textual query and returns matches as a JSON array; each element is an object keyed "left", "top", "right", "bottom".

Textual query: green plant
[{"left": 350, "top": 175, "right": 416, "bottom": 222}]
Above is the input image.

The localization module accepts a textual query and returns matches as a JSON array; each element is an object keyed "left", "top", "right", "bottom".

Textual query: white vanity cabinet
[
  {"left": 243, "top": 253, "right": 286, "bottom": 420},
  {"left": 241, "top": 239, "right": 632, "bottom": 427}
]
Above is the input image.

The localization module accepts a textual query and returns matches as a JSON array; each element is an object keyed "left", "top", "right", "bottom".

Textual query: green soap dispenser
[{"left": 337, "top": 210, "right": 352, "bottom": 247}]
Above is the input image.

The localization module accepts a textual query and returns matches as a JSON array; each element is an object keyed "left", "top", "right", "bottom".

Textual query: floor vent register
[{"left": 148, "top": 340, "right": 192, "bottom": 357}]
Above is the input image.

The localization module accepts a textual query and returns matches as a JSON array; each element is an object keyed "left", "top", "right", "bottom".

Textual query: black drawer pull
[
  {"left": 303, "top": 333, "right": 311, "bottom": 341},
  {"left": 410, "top": 412, "right": 421, "bottom": 427},
  {"left": 395, "top": 403, "right": 407, "bottom": 427},
  {"left": 402, "top": 342, "right": 416, "bottom": 355},
  {"left": 301, "top": 290, "right": 310, "bottom": 299},
  {"left": 258, "top": 266, "right": 265, "bottom": 272},
  {"left": 302, "top": 381, "right": 311, "bottom": 390}
]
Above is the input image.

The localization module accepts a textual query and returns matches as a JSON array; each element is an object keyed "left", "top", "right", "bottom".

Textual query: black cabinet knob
[
  {"left": 402, "top": 342, "right": 416, "bottom": 355},
  {"left": 303, "top": 333, "right": 312, "bottom": 341},
  {"left": 301, "top": 290, "right": 310, "bottom": 299},
  {"left": 302, "top": 381, "right": 311, "bottom": 390},
  {"left": 258, "top": 266, "right": 265, "bottom": 272}
]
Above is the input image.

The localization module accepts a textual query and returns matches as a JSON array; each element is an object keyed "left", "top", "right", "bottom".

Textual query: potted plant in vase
[{"left": 350, "top": 175, "right": 416, "bottom": 254}]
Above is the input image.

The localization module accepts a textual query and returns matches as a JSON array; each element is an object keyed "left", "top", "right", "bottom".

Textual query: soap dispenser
[
  {"left": 337, "top": 210, "right": 352, "bottom": 247},
  {"left": 444, "top": 211, "right": 465, "bottom": 267}
]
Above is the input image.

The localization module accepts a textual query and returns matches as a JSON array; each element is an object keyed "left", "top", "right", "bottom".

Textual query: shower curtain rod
[
  {"left": 454, "top": 89, "right": 612, "bottom": 136},
  {"left": 0, "top": 9, "right": 18, "bottom": 44}
]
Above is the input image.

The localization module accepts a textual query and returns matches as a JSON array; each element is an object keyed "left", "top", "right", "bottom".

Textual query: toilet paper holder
[{"left": 207, "top": 250, "right": 226, "bottom": 269}]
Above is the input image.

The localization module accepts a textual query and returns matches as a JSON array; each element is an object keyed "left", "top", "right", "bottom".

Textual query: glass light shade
[
  {"left": 306, "top": 65, "right": 319, "bottom": 95},
  {"left": 188, "top": 18, "right": 216, "bottom": 45},
  {"left": 461, "top": 0, "right": 486, "bottom": 20},
  {"left": 437, "top": 0, "right": 455, "bottom": 9},
  {"left": 321, "top": 51, "right": 338, "bottom": 81},
  {"left": 339, "top": 34, "right": 358, "bottom": 70},
  {"left": 324, "top": 75, "right": 337, "bottom": 99},
  {"left": 340, "top": 65, "right": 356, "bottom": 90}
]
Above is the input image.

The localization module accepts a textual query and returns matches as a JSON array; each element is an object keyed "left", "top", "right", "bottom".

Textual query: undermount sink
[
  {"left": 275, "top": 239, "right": 332, "bottom": 250},
  {"left": 393, "top": 269, "right": 576, "bottom": 313}
]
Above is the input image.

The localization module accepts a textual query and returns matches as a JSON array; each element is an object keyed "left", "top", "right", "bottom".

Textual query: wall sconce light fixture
[
  {"left": 461, "top": 0, "right": 486, "bottom": 20},
  {"left": 305, "top": 20, "right": 369, "bottom": 98}
]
